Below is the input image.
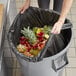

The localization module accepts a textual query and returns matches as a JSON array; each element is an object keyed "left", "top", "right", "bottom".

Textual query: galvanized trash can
[{"left": 7, "top": 7, "right": 72, "bottom": 76}]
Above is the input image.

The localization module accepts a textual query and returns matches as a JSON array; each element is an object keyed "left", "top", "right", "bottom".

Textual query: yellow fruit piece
[
  {"left": 36, "top": 28, "right": 43, "bottom": 34},
  {"left": 30, "top": 49, "right": 40, "bottom": 56},
  {"left": 17, "top": 44, "right": 26, "bottom": 53},
  {"left": 44, "top": 34, "right": 49, "bottom": 39}
]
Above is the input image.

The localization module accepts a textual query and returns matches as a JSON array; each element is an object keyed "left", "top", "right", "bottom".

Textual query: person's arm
[
  {"left": 20, "top": 0, "right": 30, "bottom": 14},
  {"left": 51, "top": 0, "right": 73, "bottom": 34}
]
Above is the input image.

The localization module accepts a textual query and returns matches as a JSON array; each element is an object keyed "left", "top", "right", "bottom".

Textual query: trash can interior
[
  {"left": 8, "top": 7, "right": 72, "bottom": 61},
  {"left": 44, "top": 28, "right": 72, "bottom": 57}
]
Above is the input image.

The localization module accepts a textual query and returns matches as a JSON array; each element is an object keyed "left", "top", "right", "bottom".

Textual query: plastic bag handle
[{"left": 52, "top": 53, "right": 68, "bottom": 72}]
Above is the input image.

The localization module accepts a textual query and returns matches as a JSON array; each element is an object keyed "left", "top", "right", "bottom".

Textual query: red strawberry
[
  {"left": 37, "top": 32, "right": 44, "bottom": 37},
  {"left": 27, "top": 47, "right": 31, "bottom": 52},
  {"left": 19, "top": 36, "right": 29, "bottom": 45},
  {"left": 20, "top": 40, "right": 26, "bottom": 45},
  {"left": 20, "top": 36, "right": 25, "bottom": 41},
  {"left": 33, "top": 44, "right": 38, "bottom": 49},
  {"left": 38, "top": 37, "right": 44, "bottom": 42},
  {"left": 30, "top": 44, "right": 33, "bottom": 47},
  {"left": 38, "top": 42, "right": 45, "bottom": 50},
  {"left": 25, "top": 41, "right": 29, "bottom": 46}
]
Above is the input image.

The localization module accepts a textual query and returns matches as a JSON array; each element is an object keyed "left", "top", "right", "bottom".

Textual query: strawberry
[
  {"left": 33, "top": 44, "right": 38, "bottom": 49},
  {"left": 27, "top": 47, "right": 31, "bottom": 52},
  {"left": 38, "top": 42, "right": 45, "bottom": 50},
  {"left": 25, "top": 41, "right": 29, "bottom": 47},
  {"left": 38, "top": 37, "right": 44, "bottom": 42},
  {"left": 20, "top": 40, "right": 26, "bottom": 45},
  {"left": 37, "top": 32, "right": 44, "bottom": 37},
  {"left": 20, "top": 36, "right": 28, "bottom": 45},
  {"left": 20, "top": 36, "right": 28, "bottom": 41},
  {"left": 19, "top": 36, "right": 25, "bottom": 41}
]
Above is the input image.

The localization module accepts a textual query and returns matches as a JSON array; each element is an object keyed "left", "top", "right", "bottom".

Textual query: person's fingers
[
  {"left": 54, "top": 26, "right": 61, "bottom": 34},
  {"left": 54, "top": 27, "right": 60, "bottom": 34},
  {"left": 20, "top": 6, "right": 27, "bottom": 14},
  {"left": 51, "top": 24, "right": 57, "bottom": 33},
  {"left": 51, "top": 22, "right": 62, "bottom": 34},
  {"left": 21, "top": 9, "right": 25, "bottom": 14},
  {"left": 21, "top": 7, "right": 26, "bottom": 14},
  {"left": 20, "top": 6, "right": 29, "bottom": 14},
  {"left": 19, "top": 6, "right": 24, "bottom": 14}
]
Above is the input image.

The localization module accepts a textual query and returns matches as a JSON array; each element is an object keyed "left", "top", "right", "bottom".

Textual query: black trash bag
[
  {"left": 43, "top": 34, "right": 65, "bottom": 58},
  {"left": 7, "top": 7, "right": 72, "bottom": 62}
]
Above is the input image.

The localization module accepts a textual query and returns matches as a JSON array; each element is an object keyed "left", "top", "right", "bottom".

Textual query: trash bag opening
[{"left": 8, "top": 7, "right": 72, "bottom": 62}]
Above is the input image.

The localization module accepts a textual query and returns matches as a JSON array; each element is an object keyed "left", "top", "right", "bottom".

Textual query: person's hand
[
  {"left": 51, "top": 21, "right": 64, "bottom": 34},
  {"left": 20, "top": 0, "right": 30, "bottom": 14},
  {"left": 20, "top": 4, "right": 29, "bottom": 14}
]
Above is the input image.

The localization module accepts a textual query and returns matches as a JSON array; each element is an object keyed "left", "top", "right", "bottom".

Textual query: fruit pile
[{"left": 17, "top": 25, "right": 52, "bottom": 57}]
